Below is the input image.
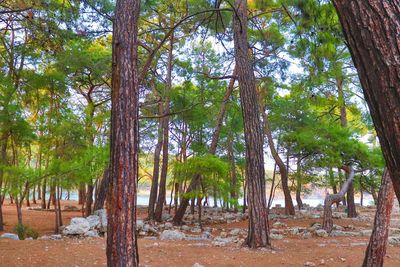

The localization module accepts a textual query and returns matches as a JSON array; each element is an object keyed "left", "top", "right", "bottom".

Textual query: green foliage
[{"left": 14, "top": 223, "right": 39, "bottom": 240}]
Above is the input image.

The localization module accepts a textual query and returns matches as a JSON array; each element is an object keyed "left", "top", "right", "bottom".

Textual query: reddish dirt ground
[{"left": 1, "top": 201, "right": 400, "bottom": 267}]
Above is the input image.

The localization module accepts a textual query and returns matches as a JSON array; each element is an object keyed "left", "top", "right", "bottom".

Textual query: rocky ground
[{"left": 1, "top": 201, "right": 400, "bottom": 266}]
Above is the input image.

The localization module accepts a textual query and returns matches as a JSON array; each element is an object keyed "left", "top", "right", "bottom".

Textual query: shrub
[{"left": 14, "top": 223, "right": 39, "bottom": 240}]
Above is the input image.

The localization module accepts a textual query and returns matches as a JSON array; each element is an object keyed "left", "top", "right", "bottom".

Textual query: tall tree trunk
[
  {"left": 323, "top": 166, "right": 355, "bottom": 232},
  {"left": 154, "top": 30, "right": 173, "bottom": 222},
  {"left": 148, "top": 103, "right": 163, "bottom": 220},
  {"left": 0, "top": 135, "right": 7, "bottom": 230},
  {"left": 94, "top": 168, "right": 110, "bottom": 211},
  {"left": 295, "top": 158, "right": 303, "bottom": 210},
  {"left": 106, "top": 0, "right": 140, "bottom": 265},
  {"left": 85, "top": 183, "right": 94, "bottom": 217},
  {"left": 233, "top": 0, "right": 270, "bottom": 248},
  {"left": 261, "top": 104, "right": 295, "bottom": 215},
  {"left": 337, "top": 78, "right": 357, "bottom": 217},
  {"left": 41, "top": 179, "right": 46, "bottom": 209},
  {"left": 228, "top": 133, "right": 238, "bottom": 211},
  {"left": 16, "top": 197, "right": 22, "bottom": 224},
  {"left": 332, "top": 0, "right": 400, "bottom": 204},
  {"left": 363, "top": 169, "right": 394, "bottom": 267}
]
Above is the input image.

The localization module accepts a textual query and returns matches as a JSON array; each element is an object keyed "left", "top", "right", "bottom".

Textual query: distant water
[{"left": 59, "top": 191, "right": 374, "bottom": 207}]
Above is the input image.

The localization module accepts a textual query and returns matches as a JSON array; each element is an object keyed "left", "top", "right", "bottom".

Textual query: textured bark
[
  {"left": 0, "top": 135, "right": 7, "bottom": 230},
  {"left": 94, "top": 168, "right": 110, "bottom": 211},
  {"left": 84, "top": 183, "right": 94, "bottom": 217},
  {"left": 332, "top": 0, "right": 400, "bottom": 203},
  {"left": 233, "top": 0, "right": 270, "bottom": 248},
  {"left": 323, "top": 167, "right": 355, "bottom": 232},
  {"left": 173, "top": 174, "right": 201, "bottom": 225},
  {"left": 106, "top": 0, "right": 140, "bottom": 265},
  {"left": 41, "top": 179, "right": 46, "bottom": 209},
  {"left": 148, "top": 103, "right": 163, "bottom": 220},
  {"left": 295, "top": 159, "right": 303, "bottom": 210},
  {"left": 346, "top": 182, "right": 357, "bottom": 218},
  {"left": 228, "top": 134, "right": 238, "bottom": 211},
  {"left": 262, "top": 106, "right": 295, "bottom": 215},
  {"left": 363, "top": 169, "right": 394, "bottom": 267}
]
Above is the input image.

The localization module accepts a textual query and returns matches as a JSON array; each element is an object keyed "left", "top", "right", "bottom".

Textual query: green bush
[{"left": 14, "top": 223, "right": 39, "bottom": 240}]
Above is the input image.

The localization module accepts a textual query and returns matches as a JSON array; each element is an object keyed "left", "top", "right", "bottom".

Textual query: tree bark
[
  {"left": 295, "top": 158, "right": 303, "bottom": 210},
  {"left": 261, "top": 106, "right": 295, "bottom": 215},
  {"left": 94, "top": 168, "right": 110, "bottom": 211},
  {"left": 323, "top": 166, "right": 355, "bottom": 232},
  {"left": 154, "top": 30, "right": 173, "bottom": 222},
  {"left": 106, "top": 0, "right": 140, "bottom": 265},
  {"left": 233, "top": 0, "right": 270, "bottom": 248},
  {"left": 363, "top": 169, "right": 394, "bottom": 267},
  {"left": 85, "top": 183, "right": 94, "bottom": 217},
  {"left": 148, "top": 103, "right": 163, "bottom": 220},
  {"left": 332, "top": 0, "right": 400, "bottom": 204}
]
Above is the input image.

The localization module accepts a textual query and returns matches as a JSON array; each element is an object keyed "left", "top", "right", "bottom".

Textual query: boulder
[
  {"left": 93, "top": 209, "right": 107, "bottom": 232},
  {"left": 0, "top": 233, "right": 19, "bottom": 240},
  {"left": 86, "top": 215, "right": 100, "bottom": 229},
  {"left": 160, "top": 230, "right": 185, "bottom": 241},
  {"left": 136, "top": 220, "right": 144, "bottom": 231},
  {"left": 164, "top": 222, "right": 173, "bottom": 230},
  {"left": 84, "top": 230, "right": 99, "bottom": 238},
  {"left": 62, "top": 217, "right": 90, "bottom": 235},
  {"left": 162, "top": 213, "right": 172, "bottom": 221}
]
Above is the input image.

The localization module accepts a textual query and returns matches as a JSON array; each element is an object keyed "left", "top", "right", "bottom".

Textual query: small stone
[
  {"left": 304, "top": 261, "right": 316, "bottom": 266},
  {"left": 160, "top": 230, "right": 185, "bottom": 241},
  {"left": 315, "top": 229, "right": 328, "bottom": 237},
  {"left": 302, "top": 231, "right": 312, "bottom": 239},
  {"left": 0, "top": 233, "right": 19, "bottom": 240},
  {"left": 164, "top": 222, "right": 173, "bottom": 230},
  {"left": 220, "top": 232, "right": 227, "bottom": 238},
  {"left": 270, "top": 233, "right": 284, "bottom": 240},
  {"left": 388, "top": 236, "right": 400, "bottom": 245},
  {"left": 273, "top": 221, "right": 287, "bottom": 228},
  {"left": 192, "top": 263, "right": 204, "bottom": 267},
  {"left": 229, "top": 228, "right": 241, "bottom": 236}
]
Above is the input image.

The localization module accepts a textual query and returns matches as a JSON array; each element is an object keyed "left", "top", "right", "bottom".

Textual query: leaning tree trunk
[
  {"left": 148, "top": 103, "right": 163, "bottom": 220},
  {"left": 261, "top": 105, "right": 295, "bottom": 215},
  {"left": 332, "top": 0, "right": 400, "bottom": 204},
  {"left": 346, "top": 181, "right": 357, "bottom": 218},
  {"left": 94, "top": 167, "right": 110, "bottom": 211},
  {"left": 322, "top": 166, "right": 355, "bottom": 232},
  {"left": 106, "top": 0, "right": 140, "bottom": 265},
  {"left": 233, "top": 0, "right": 270, "bottom": 248},
  {"left": 363, "top": 169, "right": 394, "bottom": 267}
]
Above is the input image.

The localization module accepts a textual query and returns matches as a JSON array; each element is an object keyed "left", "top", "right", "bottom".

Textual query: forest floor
[{"left": 1, "top": 201, "right": 400, "bottom": 267}]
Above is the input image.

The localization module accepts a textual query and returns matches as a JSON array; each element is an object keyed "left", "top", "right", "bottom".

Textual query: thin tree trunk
[
  {"left": 106, "top": 0, "right": 140, "bottom": 265},
  {"left": 16, "top": 197, "right": 22, "bottom": 224},
  {"left": 148, "top": 103, "right": 163, "bottom": 220},
  {"left": 261, "top": 107, "right": 295, "bottom": 215},
  {"left": 228, "top": 134, "right": 238, "bottom": 211},
  {"left": 332, "top": 0, "right": 400, "bottom": 204},
  {"left": 154, "top": 30, "right": 173, "bottom": 222},
  {"left": 323, "top": 166, "right": 355, "bottom": 232},
  {"left": 363, "top": 169, "right": 394, "bottom": 267},
  {"left": 295, "top": 158, "right": 303, "bottom": 210},
  {"left": 41, "top": 179, "right": 46, "bottom": 209},
  {"left": 233, "top": 0, "right": 270, "bottom": 248},
  {"left": 94, "top": 168, "right": 110, "bottom": 211},
  {"left": 85, "top": 182, "right": 94, "bottom": 217},
  {"left": 268, "top": 163, "right": 277, "bottom": 210}
]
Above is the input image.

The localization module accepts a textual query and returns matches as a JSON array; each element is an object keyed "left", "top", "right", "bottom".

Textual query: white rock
[
  {"left": 229, "top": 228, "right": 241, "bottom": 236},
  {"left": 93, "top": 209, "right": 107, "bottom": 232},
  {"left": 192, "top": 263, "right": 204, "bottom": 267},
  {"left": 86, "top": 215, "right": 100, "bottom": 229},
  {"left": 84, "top": 230, "right": 99, "bottom": 238},
  {"left": 162, "top": 213, "right": 172, "bottom": 221},
  {"left": 273, "top": 221, "right": 287, "bottom": 228},
  {"left": 160, "top": 230, "right": 185, "bottom": 240},
  {"left": 389, "top": 236, "right": 400, "bottom": 245},
  {"left": 164, "top": 222, "right": 173, "bottom": 230},
  {"left": 315, "top": 229, "right": 328, "bottom": 237},
  {"left": 62, "top": 217, "right": 90, "bottom": 235},
  {"left": 136, "top": 220, "right": 144, "bottom": 231},
  {"left": 50, "top": 234, "right": 62, "bottom": 240},
  {"left": 304, "top": 261, "right": 315, "bottom": 266},
  {"left": 0, "top": 233, "right": 19, "bottom": 240},
  {"left": 270, "top": 233, "right": 284, "bottom": 240}
]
